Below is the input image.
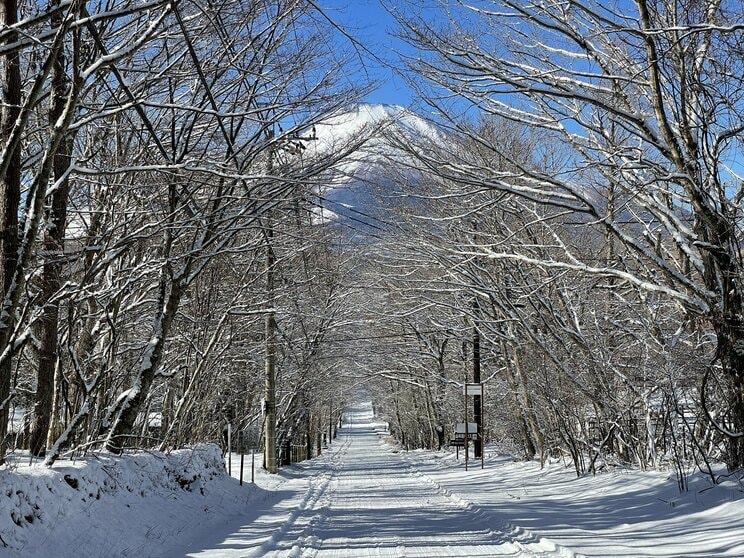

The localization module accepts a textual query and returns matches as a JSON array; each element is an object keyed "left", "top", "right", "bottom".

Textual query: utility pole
[
  {"left": 473, "top": 303, "right": 482, "bottom": 459},
  {"left": 263, "top": 212, "right": 278, "bottom": 473},
  {"left": 472, "top": 217, "right": 483, "bottom": 459},
  {"left": 262, "top": 122, "right": 314, "bottom": 473},
  {"left": 263, "top": 129, "right": 278, "bottom": 474}
]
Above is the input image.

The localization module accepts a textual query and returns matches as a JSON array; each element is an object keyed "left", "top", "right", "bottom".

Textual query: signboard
[
  {"left": 455, "top": 422, "right": 478, "bottom": 435},
  {"left": 463, "top": 383, "right": 483, "bottom": 396}
]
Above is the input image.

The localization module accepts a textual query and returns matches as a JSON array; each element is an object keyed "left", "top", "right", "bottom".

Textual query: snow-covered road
[
  {"left": 6, "top": 398, "right": 741, "bottom": 557},
  {"left": 172, "top": 401, "right": 568, "bottom": 557}
]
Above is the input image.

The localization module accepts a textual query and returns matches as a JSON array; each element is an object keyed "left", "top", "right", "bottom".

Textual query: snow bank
[{"left": 0, "top": 444, "right": 258, "bottom": 557}]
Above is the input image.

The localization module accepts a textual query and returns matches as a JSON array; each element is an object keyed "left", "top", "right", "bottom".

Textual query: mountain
[{"left": 307, "top": 103, "right": 443, "bottom": 233}]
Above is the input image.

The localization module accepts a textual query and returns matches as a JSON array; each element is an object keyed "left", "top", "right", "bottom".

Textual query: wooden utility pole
[
  {"left": 263, "top": 130, "right": 278, "bottom": 474},
  {"left": 473, "top": 303, "right": 482, "bottom": 458},
  {"left": 264, "top": 212, "right": 278, "bottom": 473},
  {"left": 471, "top": 218, "right": 483, "bottom": 459}
]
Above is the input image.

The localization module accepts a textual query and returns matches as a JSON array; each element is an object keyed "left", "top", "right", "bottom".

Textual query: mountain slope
[{"left": 308, "top": 103, "right": 442, "bottom": 232}]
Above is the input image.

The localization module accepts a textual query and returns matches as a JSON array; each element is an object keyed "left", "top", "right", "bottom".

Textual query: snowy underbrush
[{"left": 0, "top": 444, "right": 256, "bottom": 557}]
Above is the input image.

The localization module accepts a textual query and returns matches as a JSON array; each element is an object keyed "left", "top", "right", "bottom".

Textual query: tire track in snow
[
  {"left": 392, "top": 452, "right": 536, "bottom": 558},
  {"left": 295, "top": 422, "right": 413, "bottom": 558},
  {"left": 397, "top": 447, "right": 583, "bottom": 558},
  {"left": 243, "top": 435, "right": 354, "bottom": 558},
  {"left": 291, "top": 434, "right": 353, "bottom": 558},
  {"left": 306, "top": 433, "right": 412, "bottom": 557},
  {"left": 190, "top": 401, "right": 571, "bottom": 557},
  {"left": 300, "top": 411, "right": 523, "bottom": 557},
  {"left": 242, "top": 470, "right": 331, "bottom": 558}
]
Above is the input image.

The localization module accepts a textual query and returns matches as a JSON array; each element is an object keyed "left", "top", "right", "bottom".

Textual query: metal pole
[
  {"left": 472, "top": 219, "right": 483, "bottom": 460},
  {"left": 240, "top": 451, "right": 244, "bottom": 485},
  {"left": 481, "top": 389, "right": 485, "bottom": 469},
  {"left": 473, "top": 319, "right": 482, "bottom": 459},
  {"left": 465, "top": 387, "right": 469, "bottom": 471},
  {"left": 227, "top": 423, "right": 232, "bottom": 475},
  {"left": 251, "top": 448, "right": 255, "bottom": 483},
  {"left": 329, "top": 402, "right": 333, "bottom": 444}
]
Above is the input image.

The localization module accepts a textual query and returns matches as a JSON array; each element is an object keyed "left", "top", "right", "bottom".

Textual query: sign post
[
  {"left": 464, "top": 390, "right": 468, "bottom": 470},
  {"left": 454, "top": 422, "right": 476, "bottom": 469},
  {"left": 462, "top": 383, "right": 485, "bottom": 470}
]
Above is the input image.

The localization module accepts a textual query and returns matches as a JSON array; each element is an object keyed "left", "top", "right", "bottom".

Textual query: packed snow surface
[{"left": 2, "top": 398, "right": 743, "bottom": 557}]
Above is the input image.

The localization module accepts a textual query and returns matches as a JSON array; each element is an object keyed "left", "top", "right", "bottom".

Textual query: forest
[{"left": 1, "top": 0, "right": 743, "bottom": 490}]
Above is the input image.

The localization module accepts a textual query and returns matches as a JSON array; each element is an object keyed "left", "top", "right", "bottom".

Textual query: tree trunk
[
  {"left": 713, "top": 319, "right": 744, "bottom": 469},
  {"left": 502, "top": 341, "right": 537, "bottom": 460},
  {"left": 29, "top": 1, "right": 72, "bottom": 455},
  {"left": 104, "top": 274, "right": 182, "bottom": 452},
  {"left": 45, "top": 358, "right": 63, "bottom": 451},
  {"left": 512, "top": 344, "right": 544, "bottom": 459},
  {"left": 0, "top": 0, "right": 22, "bottom": 464}
]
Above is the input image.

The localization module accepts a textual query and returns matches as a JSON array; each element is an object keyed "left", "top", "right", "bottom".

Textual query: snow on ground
[
  {"left": 0, "top": 444, "right": 261, "bottom": 557},
  {"left": 401, "top": 443, "right": 744, "bottom": 557},
  {"left": 2, "top": 399, "right": 743, "bottom": 557}
]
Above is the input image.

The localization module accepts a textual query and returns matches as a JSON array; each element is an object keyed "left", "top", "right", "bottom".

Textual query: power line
[{"left": 322, "top": 328, "right": 460, "bottom": 344}]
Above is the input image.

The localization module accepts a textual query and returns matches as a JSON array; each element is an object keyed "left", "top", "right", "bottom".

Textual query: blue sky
[{"left": 320, "top": 0, "right": 415, "bottom": 107}]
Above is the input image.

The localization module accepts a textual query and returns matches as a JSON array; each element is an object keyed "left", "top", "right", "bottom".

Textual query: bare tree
[
  {"left": 0, "top": 0, "right": 22, "bottom": 464},
  {"left": 0, "top": 0, "right": 369, "bottom": 466},
  {"left": 394, "top": 0, "right": 744, "bottom": 469},
  {"left": 0, "top": 0, "right": 83, "bottom": 463},
  {"left": 28, "top": 0, "right": 77, "bottom": 457}
]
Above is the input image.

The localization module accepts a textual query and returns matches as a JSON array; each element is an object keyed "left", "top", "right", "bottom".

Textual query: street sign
[
  {"left": 463, "top": 383, "right": 483, "bottom": 396},
  {"left": 455, "top": 422, "right": 478, "bottom": 436}
]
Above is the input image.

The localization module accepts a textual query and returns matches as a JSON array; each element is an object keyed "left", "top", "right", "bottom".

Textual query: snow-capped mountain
[
  {"left": 312, "top": 103, "right": 441, "bottom": 160},
  {"left": 307, "top": 103, "right": 443, "bottom": 231}
]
